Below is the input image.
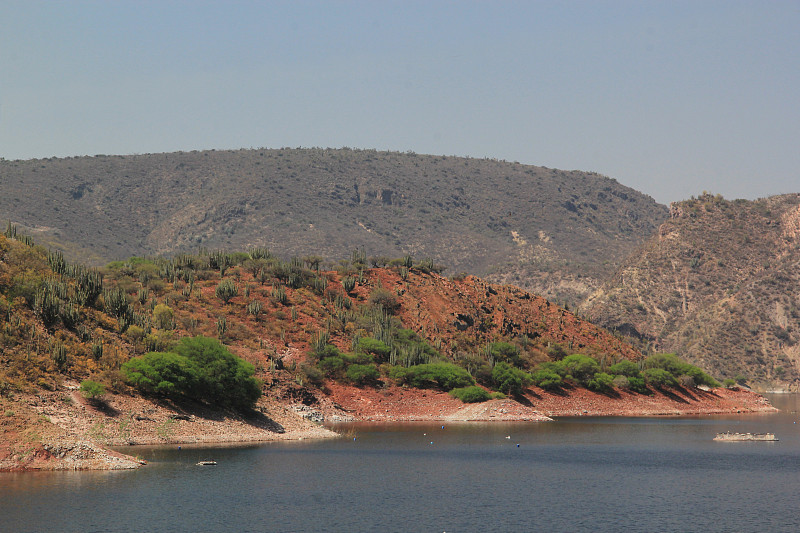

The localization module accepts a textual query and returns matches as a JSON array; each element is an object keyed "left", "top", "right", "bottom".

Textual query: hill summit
[{"left": 0, "top": 148, "right": 667, "bottom": 305}]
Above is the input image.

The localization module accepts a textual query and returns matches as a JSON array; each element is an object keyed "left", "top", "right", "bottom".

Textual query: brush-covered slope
[
  {"left": 0, "top": 148, "right": 667, "bottom": 305},
  {"left": 0, "top": 233, "right": 639, "bottom": 399},
  {"left": 582, "top": 193, "right": 800, "bottom": 390}
]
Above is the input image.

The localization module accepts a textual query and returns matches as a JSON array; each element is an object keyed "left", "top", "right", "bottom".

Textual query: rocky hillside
[
  {"left": 0, "top": 148, "right": 667, "bottom": 305},
  {"left": 582, "top": 193, "right": 800, "bottom": 390}
]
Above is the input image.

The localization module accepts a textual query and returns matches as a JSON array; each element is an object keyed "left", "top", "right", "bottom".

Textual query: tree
[
  {"left": 562, "top": 354, "right": 600, "bottom": 385},
  {"left": 492, "top": 362, "right": 531, "bottom": 396},
  {"left": 122, "top": 336, "right": 261, "bottom": 410}
]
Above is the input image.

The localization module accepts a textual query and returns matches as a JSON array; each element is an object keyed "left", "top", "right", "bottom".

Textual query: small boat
[
  {"left": 714, "top": 432, "right": 778, "bottom": 441},
  {"left": 196, "top": 460, "right": 218, "bottom": 465}
]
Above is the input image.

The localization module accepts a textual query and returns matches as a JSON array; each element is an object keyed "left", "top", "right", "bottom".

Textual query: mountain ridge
[{"left": 0, "top": 147, "right": 667, "bottom": 305}]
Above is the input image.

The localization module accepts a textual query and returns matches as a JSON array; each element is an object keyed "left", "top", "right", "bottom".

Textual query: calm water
[{"left": 2, "top": 394, "right": 800, "bottom": 533}]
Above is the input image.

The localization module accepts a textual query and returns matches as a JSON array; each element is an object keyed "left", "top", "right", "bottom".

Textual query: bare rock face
[{"left": 582, "top": 193, "right": 800, "bottom": 390}]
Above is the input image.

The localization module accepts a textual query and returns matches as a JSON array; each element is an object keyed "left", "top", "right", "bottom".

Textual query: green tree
[
  {"left": 561, "top": 354, "right": 600, "bottom": 385},
  {"left": 122, "top": 336, "right": 261, "bottom": 410},
  {"left": 492, "top": 362, "right": 531, "bottom": 396}
]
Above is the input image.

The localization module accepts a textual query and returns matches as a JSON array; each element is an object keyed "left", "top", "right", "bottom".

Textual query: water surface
[{"left": 2, "top": 394, "right": 799, "bottom": 532}]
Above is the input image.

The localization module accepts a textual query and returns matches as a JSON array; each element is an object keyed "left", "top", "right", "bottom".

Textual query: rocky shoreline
[{"left": 1, "top": 383, "right": 777, "bottom": 472}]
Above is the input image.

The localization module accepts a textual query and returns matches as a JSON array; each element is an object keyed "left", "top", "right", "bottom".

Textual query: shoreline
[{"left": 1, "top": 383, "right": 778, "bottom": 472}]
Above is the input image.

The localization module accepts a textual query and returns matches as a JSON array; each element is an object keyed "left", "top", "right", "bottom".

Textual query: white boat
[
  {"left": 196, "top": 460, "right": 218, "bottom": 465},
  {"left": 714, "top": 432, "right": 777, "bottom": 441}
]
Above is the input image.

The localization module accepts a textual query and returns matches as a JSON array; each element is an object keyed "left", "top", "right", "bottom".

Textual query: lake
[{"left": 2, "top": 394, "right": 799, "bottom": 533}]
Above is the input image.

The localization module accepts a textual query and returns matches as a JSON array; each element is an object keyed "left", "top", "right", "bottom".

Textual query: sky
[{"left": 1, "top": 0, "right": 798, "bottom": 204}]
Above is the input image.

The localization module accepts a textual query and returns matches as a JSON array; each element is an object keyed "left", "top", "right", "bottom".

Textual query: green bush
[
  {"left": 356, "top": 338, "right": 391, "bottom": 362},
  {"left": 449, "top": 386, "right": 490, "bottom": 403},
  {"left": 643, "top": 353, "right": 719, "bottom": 387},
  {"left": 561, "top": 354, "right": 600, "bottom": 385},
  {"left": 642, "top": 368, "right": 678, "bottom": 389},
  {"left": 122, "top": 336, "right": 261, "bottom": 410},
  {"left": 492, "top": 362, "right": 531, "bottom": 396},
  {"left": 319, "top": 356, "right": 346, "bottom": 378},
  {"left": 488, "top": 342, "right": 521, "bottom": 366},
  {"left": 80, "top": 380, "right": 105, "bottom": 399},
  {"left": 346, "top": 364, "right": 379, "bottom": 385},
  {"left": 531, "top": 368, "right": 563, "bottom": 391},
  {"left": 608, "top": 360, "right": 641, "bottom": 378},
  {"left": 587, "top": 372, "right": 614, "bottom": 393},
  {"left": 627, "top": 376, "right": 648, "bottom": 393},
  {"left": 389, "top": 363, "right": 474, "bottom": 391}
]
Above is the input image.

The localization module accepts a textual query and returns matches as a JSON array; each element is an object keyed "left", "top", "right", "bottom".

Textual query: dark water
[{"left": 2, "top": 394, "right": 800, "bottom": 533}]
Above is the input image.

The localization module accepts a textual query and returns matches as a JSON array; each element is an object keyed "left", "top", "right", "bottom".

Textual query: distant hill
[
  {"left": 0, "top": 148, "right": 667, "bottom": 305},
  {"left": 582, "top": 193, "right": 800, "bottom": 390}
]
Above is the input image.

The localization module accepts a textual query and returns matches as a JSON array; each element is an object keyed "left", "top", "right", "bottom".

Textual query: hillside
[
  {"left": 0, "top": 148, "right": 667, "bottom": 305},
  {"left": 0, "top": 232, "right": 775, "bottom": 469},
  {"left": 582, "top": 193, "right": 800, "bottom": 390}
]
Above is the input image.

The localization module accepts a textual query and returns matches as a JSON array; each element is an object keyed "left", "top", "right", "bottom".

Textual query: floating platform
[{"left": 714, "top": 432, "right": 778, "bottom": 441}]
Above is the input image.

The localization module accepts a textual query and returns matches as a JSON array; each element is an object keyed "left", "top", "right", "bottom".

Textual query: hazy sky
[{"left": 1, "top": 1, "right": 798, "bottom": 204}]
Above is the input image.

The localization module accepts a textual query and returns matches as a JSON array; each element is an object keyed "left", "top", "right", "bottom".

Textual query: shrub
[
  {"left": 643, "top": 368, "right": 678, "bottom": 389},
  {"left": 300, "top": 364, "right": 324, "bottom": 387},
  {"left": 587, "top": 372, "right": 614, "bottom": 393},
  {"left": 489, "top": 342, "right": 521, "bottom": 366},
  {"left": 449, "top": 386, "right": 490, "bottom": 403},
  {"left": 319, "top": 356, "right": 346, "bottom": 378},
  {"left": 531, "top": 369, "right": 563, "bottom": 391},
  {"left": 608, "top": 360, "right": 641, "bottom": 378},
  {"left": 612, "top": 375, "right": 630, "bottom": 389},
  {"left": 357, "top": 338, "right": 391, "bottom": 362},
  {"left": 627, "top": 376, "right": 648, "bottom": 393},
  {"left": 389, "top": 363, "right": 474, "bottom": 391},
  {"left": 643, "top": 353, "right": 719, "bottom": 387},
  {"left": 80, "top": 380, "right": 105, "bottom": 399},
  {"left": 346, "top": 364, "right": 379, "bottom": 385},
  {"left": 723, "top": 378, "right": 737, "bottom": 389},
  {"left": 153, "top": 303, "right": 174, "bottom": 330},
  {"left": 367, "top": 288, "right": 400, "bottom": 315},
  {"left": 492, "top": 362, "right": 531, "bottom": 396}
]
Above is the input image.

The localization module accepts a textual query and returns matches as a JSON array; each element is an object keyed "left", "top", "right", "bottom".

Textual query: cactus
[
  {"left": 75, "top": 269, "right": 103, "bottom": 307},
  {"left": 47, "top": 250, "right": 68, "bottom": 276},
  {"left": 137, "top": 287, "right": 150, "bottom": 304},
  {"left": 271, "top": 286, "right": 288, "bottom": 305},
  {"left": 217, "top": 316, "right": 227, "bottom": 339},
  {"left": 342, "top": 276, "right": 356, "bottom": 293},
  {"left": 215, "top": 278, "right": 238, "bottom": 303},
  {"left": 91, "top": 340, "right": 104, "bottom": 360},
  {"left": 34, "top": 284, "right": 61, "bottom": 328},
  {"left": 51, "top": 342, "right": 67, "bottom": 371},
  {"left": 247, "top": 299, "right": 262, "bottom": 317}
]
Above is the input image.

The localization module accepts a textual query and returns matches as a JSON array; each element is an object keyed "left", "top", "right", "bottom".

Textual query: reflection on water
[{"left": 1, "top": 394, "right": 798, "bottom": 533}]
